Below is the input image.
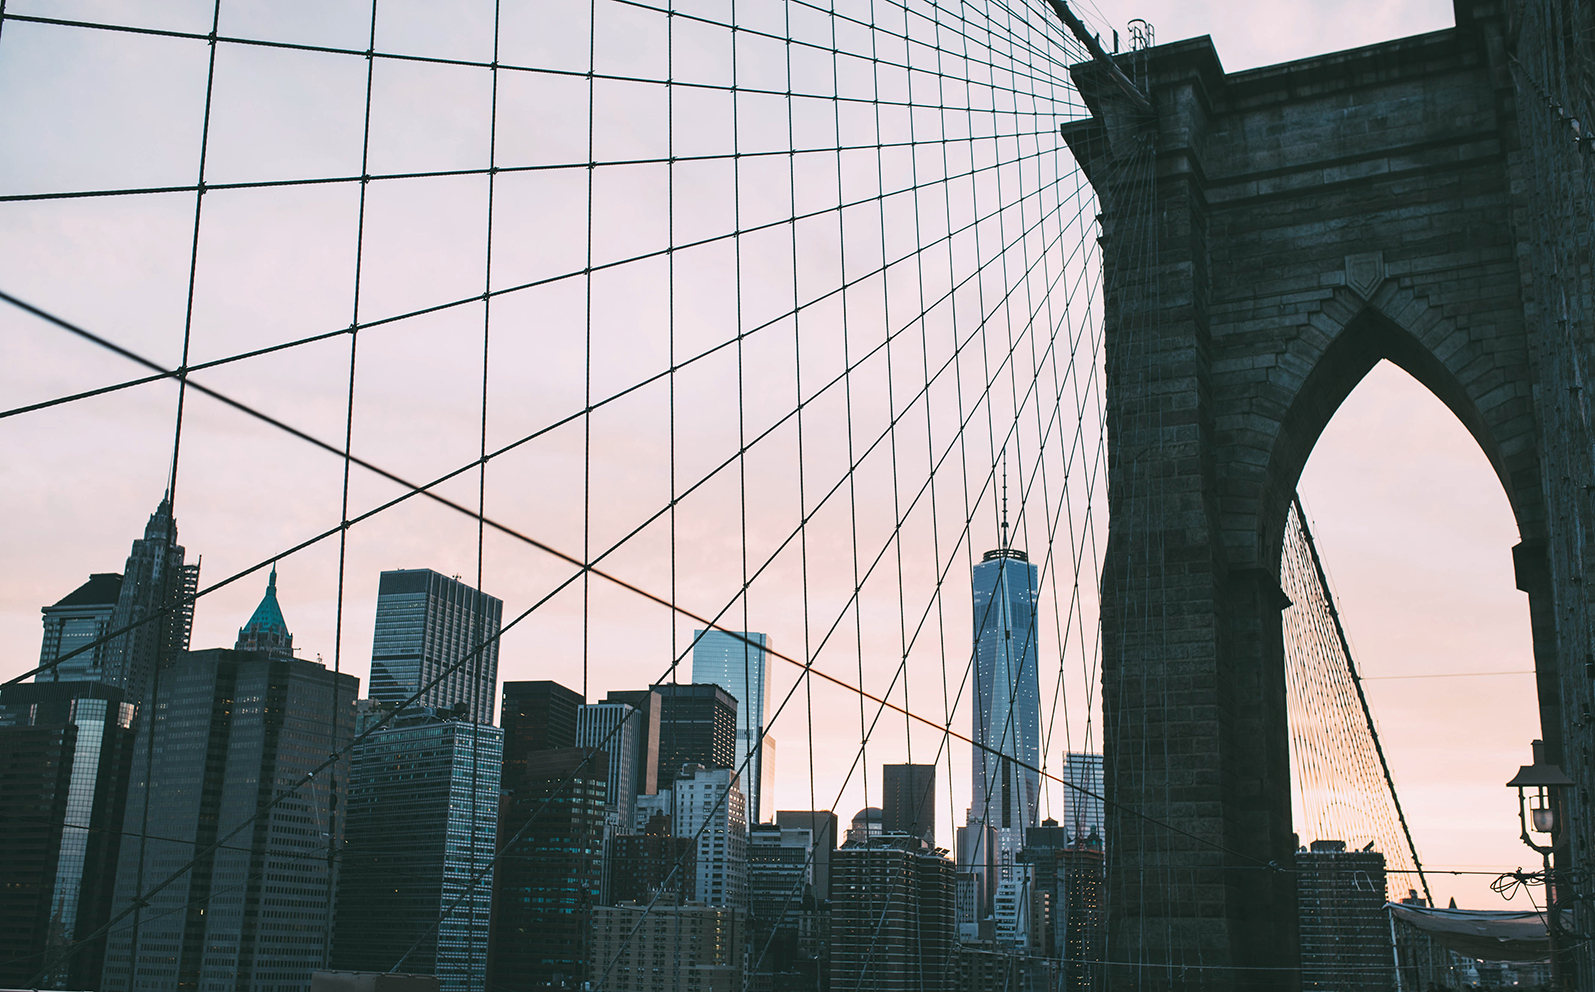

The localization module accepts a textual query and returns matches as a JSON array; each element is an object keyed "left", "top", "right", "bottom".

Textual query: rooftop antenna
[{"left": 1001, "top": 452, "right": 1010, "bottom": 550}]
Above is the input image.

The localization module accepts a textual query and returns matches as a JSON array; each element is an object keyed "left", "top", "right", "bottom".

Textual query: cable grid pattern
[{"left": 0, "top": 1, "right": 1432, "bottom": 988}]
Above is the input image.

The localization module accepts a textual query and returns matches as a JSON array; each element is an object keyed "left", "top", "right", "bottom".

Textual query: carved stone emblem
[{"left": 1344, "top": 251, "right": 1386, "bottom": 299}]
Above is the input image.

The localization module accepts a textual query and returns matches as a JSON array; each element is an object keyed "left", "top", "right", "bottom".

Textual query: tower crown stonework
[
  {"left": 104, "top": 496, "right": 199, "bottom": 706},
  {"left": 1061, "top": 0, "right": 1589, "bottom": 985}
]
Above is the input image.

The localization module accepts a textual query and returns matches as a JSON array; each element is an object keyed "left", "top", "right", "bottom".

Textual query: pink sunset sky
[{"left": 0, "top": 0, "right": 1540, "bottom": 912}]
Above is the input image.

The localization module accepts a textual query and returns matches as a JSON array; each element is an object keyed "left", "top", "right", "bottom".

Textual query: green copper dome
[{"left": 236, "top": 567, "right": 293, "bottom": 658}]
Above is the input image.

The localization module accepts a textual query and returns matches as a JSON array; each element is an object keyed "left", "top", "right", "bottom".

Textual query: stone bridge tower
[{"left": 1063, "top": 0, "right": 1595, "bottom": 985}]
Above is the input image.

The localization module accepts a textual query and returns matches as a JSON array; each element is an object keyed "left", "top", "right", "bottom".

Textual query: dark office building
[
  {"left": 883, "top": 763, "right": 938, "bottom": 846},
  {"left": 749, "top": 823, "right": 822, "bottom": 988},
  {"left": 371, "top": 569, "right": 503, "bottom": 724},
  {"left": 1297, "top": 840, "right": 1392, "bottom": 992},
  {"left": 953, "top": 945, "right": 1028, "bottom": 992},
  {"left": 830, "top": 835, "right": 956, "bottom": 992},
  {"left": 1022, "top": 820, "right": 1103, "bottom": 986},
  {"left": 334, "top": 711, "right": 502, "bottom": 992},
  {"left": 0, "top": 682, "right": 136, "bottom": 989},
  {"left": 501, "top": 680, "right": 583, "bottom": 787},
  {"left": 36, "top": 572, "right": 123, "bottom": 682},
  {"left": 776, "top": 810, "right": 839, "bottom": 901},
  {"left": 603, "top": 687, "right": 662, "bottom": 796},
  {"left": 488, "top": 747, "right": 608, "bottom": 992},
  {"left": 1023, "top": 818, "right": 1071, "bottom": 956},
  {"left": 103, "top": 497, "right": 200, "bottom": 707},
  {"left": 101, "top": 584, "right": 357, "bottom": 992},
  {"left": 749, "top": 823, "right": 815, "bottom": 931},
  {"left": 650, "top": 682, "right": 737, "bottom": 788},
  {"left": 608, "top": 813, "right": 696, "bottom": 905}
]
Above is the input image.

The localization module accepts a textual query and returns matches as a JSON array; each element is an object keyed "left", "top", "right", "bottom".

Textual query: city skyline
[
  {"left": 9, "top": 476, "right": 1516, "bottom": 905},
  {"left": 0, "top": 0, "right": 1548, "bottom": 922}
]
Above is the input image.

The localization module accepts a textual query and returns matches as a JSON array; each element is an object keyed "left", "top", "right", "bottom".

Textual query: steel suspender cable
[{"left": 1291, "top": 494, "right": 1432, "bottom": 905}]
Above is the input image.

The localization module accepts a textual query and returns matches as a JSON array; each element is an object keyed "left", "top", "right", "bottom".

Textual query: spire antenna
[{"left": 1001, "top": 452, "right": 1009, "bottom": 550}]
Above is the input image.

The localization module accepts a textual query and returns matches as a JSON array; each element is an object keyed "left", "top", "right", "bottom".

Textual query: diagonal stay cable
[
  {"left": 0, "top": 124, "right": 1069, "bottom": 209},
  {"left": 0, "top": 287, "right": 1276, "bottom": 871},
  {"left": 6, "top": 157, "right": 1269, "bottom": 963},
  {"left": 16, "top": 383, "right": 1271, "bottom": 986},
  {"left": 0, "top": 6, "right": 1077, "bottom": 142},
  {"left": 412, "top": 283, "right": 1090, "bottom": 982},
  {"left": 5, "top": 164, "right": 1094, "bottom": 690},
  {"left": 2, "top": 126, "right": 1069, "bottom": 424}
]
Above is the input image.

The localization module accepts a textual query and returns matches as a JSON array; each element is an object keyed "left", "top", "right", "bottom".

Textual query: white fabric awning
[{"left": 1389, "top": 903, "right": 1549, "bottom": 962}]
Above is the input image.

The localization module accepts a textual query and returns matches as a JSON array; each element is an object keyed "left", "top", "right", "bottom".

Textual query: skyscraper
[
  {"left": 882, "top": 763, "right": 937, "bottom": 846},
  {"left": 1020, "top": 818, "right": 1105, "bottom": 971},
  {"left": 775, "top": 810, "right": 838, "bottom": 901},
  {"left": 691, "top": 630, "right": 775, "bottom": 821},
  {"left": 1296, "top": 840, "right": 1392, "bottom": 991},
  {"left": 1058, "top": 833, "right": 1106, "bottom": 989},
  {"left": 651, "top": 682, "right": 738, "bottom": 788},
  {"left": 673, "top": 764, "right": 749, "bottom": 908},
  {"left": 103, "top": 497, "right": 200, "bottom": 707},
  {"left": 36, "top": 573, "right": 123, "bottom": 682},
  {"left": 748, "top": 823, "right": 820, "bottom": 983},
  {"left": 488, "top": 747, "right": 608, "bottom": 991},
  {"left": 370, "top": 569, "right": 502, "bottom": 724},
  {"left": 102, "top": 642, "right": 357, "bottom": 991},
  {"left": 748, "top": 823, "right": 814, "bottom": 934},
  {"left": 576, "top": 701, "right": 640, "bottom": 831},
  {"left": 602, "top": 687, "right": 662, "bottom": 796},
  {"left": 500, "top": 680, "right": 583, "bottom": 787},
  {"left": 0, "top": 681, "right": 136, "bottom": 989},
  {"left": 1062, "top": 752, "right": 1104, "bottom": 842},
  {"left": 335, "top": 711, "right": 502, "bottom": 992},
  {"left": 955, "top": 822, "right": 997, "bottom": 939},
  {"left": 830, "top": 836, "right": 956, "bottom": 992},
  {"left": 965, "top": 534, "right": 1040, "bottom": 923}
]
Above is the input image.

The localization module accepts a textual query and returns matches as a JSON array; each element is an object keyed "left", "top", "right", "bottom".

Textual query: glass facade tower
[
  {"left": 500, "top": 679, "right": 582, "bottom": 788},
  {"left": 487, "top": 747, "right": 607, "bottom": 992},
  {"left": 576, "top": 701, "right": 640, "bottom": 831},
  {"left": 651, "top": 683, "right": 738, "bottom": 789},
  {"left": 0, "top": 681, "right": 136, "bottom": 990},
  {"left": 36, "top": 573, "right": 123, "bottom": 683},
  {"left": 370, "top": 569, "right": 503, "bottom": 724},
  {"left": 334, "top": 713, "right": 502, "bottom": 992},
  {"left": 1062, "top": 752, "right": 1104, "bottom": 842},
  {"left": 882, "top": 763, "right": 937, "bottom": 846},
  {"left": 964, "top": 544, "right": 1040, "bottom": 941},
  {"left": 102, "top": 648, "right": 357, "bottom": 992},
  {"left": 690, "top": 629, "right": 774, "bottom": 822},
  {"left": 969, "top": 547, "right": 1041, "bottom": 835}
]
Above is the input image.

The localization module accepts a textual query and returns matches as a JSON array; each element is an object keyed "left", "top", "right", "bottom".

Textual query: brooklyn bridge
[{"left": 1, "top": 0, "right": 1592, "bottom": 989}]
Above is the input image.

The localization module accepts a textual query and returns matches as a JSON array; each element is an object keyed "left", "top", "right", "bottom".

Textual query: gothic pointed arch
[{"left": 1239, "top": 284, "right": 1544, "bottom": 581}]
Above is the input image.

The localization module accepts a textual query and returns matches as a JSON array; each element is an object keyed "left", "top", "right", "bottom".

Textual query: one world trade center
[{"left": 959, "top": 522, "right": 1041, "bottom": 940}]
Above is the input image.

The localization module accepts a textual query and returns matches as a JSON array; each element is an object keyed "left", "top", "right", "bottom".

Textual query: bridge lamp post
[{"left": 1506, "top": 738, "right": 1575, "bottom": 987}]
